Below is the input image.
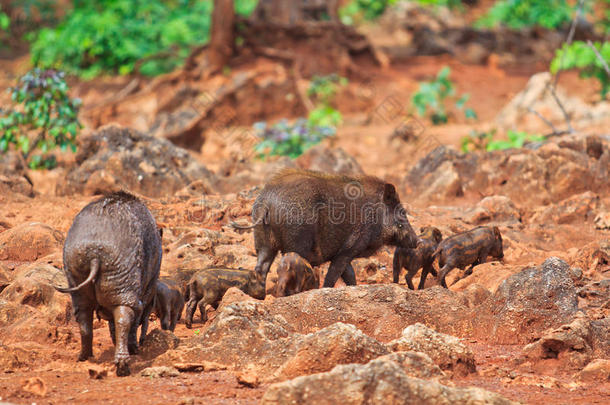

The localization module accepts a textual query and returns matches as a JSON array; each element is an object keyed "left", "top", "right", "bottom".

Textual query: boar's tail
[
  {"left": 230, "top": 216, "right": 264, "bottom": 230},
  {"left": 54, "top": 258, "right": 100, "bottom": 293}
]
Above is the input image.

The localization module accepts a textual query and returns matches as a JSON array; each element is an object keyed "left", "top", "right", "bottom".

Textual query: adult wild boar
[
  {"left": 393, "top": 226, "right": 442, "bottom": 290},
  {"left": 232, "top": 169, "right": 418, "bottom": 288},
  {"left": 434, "top": 226, "right": 504, "bottom": 288},
  {"left": 55, "top": 192, "right": 162, "bottom": 376},
  {"left": 275, "top": 252, "right": 319, "bottom": 297}
]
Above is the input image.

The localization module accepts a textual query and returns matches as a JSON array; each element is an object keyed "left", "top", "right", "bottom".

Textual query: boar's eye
[{"left": 397, "top": 223, "right": 403, "bottom": 229}]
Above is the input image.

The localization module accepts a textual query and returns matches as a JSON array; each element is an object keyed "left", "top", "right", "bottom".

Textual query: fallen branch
[{"left": 586, "top": 40, "right": 610, "bottom": 77}]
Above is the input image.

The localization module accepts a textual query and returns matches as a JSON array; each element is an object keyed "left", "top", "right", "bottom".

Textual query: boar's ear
[
  {"left": 492, "top": 226, "right": 502, "bottom": 239},
  {"left": 419, "top": 226, "right": 426, "bottom": 233},
  {"left": 383, "top": 183, "right": 399, "bottom": 206},
  {"left": 433, "top": 228, "right": 442, "bottom": 243}
]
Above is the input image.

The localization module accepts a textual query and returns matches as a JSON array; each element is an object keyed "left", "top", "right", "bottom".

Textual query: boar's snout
[{"left": 395, "top": 220, "right": 418, "bottom": 249}]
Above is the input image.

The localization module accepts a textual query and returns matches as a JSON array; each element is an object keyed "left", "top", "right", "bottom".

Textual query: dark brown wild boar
[
  {"left": 393, "top": 226, "right": 442, "bottom": 290},
  {"left": 184, "top": 268, "right": 265, "bottom": 328},
  {"left": 232, "top": 169, "right": 418, "bottom": 288},
  {"left": 154, "top": 279, "right": 184, "bottom": 332},
  {"left": 275, "top": 252, "right": 319, "bottom": 297},
  {"left": 55, "top": 192, "right": 161, "bottom": 376},
  {"left": 434, "top": 226, "right": 504, "bottom": 288}
]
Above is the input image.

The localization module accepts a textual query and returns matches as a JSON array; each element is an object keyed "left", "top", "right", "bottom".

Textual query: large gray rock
[
  {"left": 261, "top": 355, "right": 515, "bottom": 405},
  {"left": 58, "top": 124, "right": 217, "bottom": 197}
]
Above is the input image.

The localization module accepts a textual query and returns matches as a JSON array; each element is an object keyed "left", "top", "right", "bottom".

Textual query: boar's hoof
[
  {"left": 116, "top": 360, "right": 131, "bottom": 377},
  {"left": 129, "top": 343, "right": 139, "bottom": 355},
  {"left": 78, "top": 352, "right": 93, "bottom": 362}
]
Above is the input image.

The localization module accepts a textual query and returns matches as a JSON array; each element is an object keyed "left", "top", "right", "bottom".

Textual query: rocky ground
[{"left": 1, "top": 13, "right": 610, "bottom": 404}]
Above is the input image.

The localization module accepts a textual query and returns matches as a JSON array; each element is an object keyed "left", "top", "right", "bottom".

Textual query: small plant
[
  {"left": 307, "top": 74, "right": 347, "bottom": 128},
  {"left": 461, "top": 129, "right": 545, "bottom": 152},
  {"left": 194, "top": 329, "right": 200, "bottom": 336},
  {"left": 0, "top": 68, "right": 82, "bottom": 169},
  {"left": 253, "top": 118, "right": 335, "bottom": 159},
  {"left": 551, "top": 41, "right": 610, "bottom": 99},
  {"left": 476, "top": 0, "right": 577, "bottom": 30},
  {"left": 412, "top": 66, "right": 476, "bottom": 125},
  {"left": 339, "top": 0, "right": 398, "bottom": 24}
]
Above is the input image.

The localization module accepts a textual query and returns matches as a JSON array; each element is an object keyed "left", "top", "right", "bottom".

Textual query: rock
[
  {"left": 140, "top": 366, "right": 180, "bottom": 378},
  {"left": 522, "top": 314, "right": 595, "bottom": 369},
  {"left": 87, "top": 364, "right": 109, "bottom": 380},
  {"left": 140, "top": 329, "right": 180, "bottom": 360},
  {"left": 0, "top": 222, "right": 64, "bottom": 261},
  {"left": 296, "top": 145, "right": 364, "bottom": 175},
  {"left": 570, "top": 241, "right": 610, "bottom": 278},
  {"left": 236, "top": 368, "right": 260, "bottom": 388},
  {"left": 461, "top": 284, "right": 492, "bottom": 308},
  {"left": 376, "top": 351, "right": 446, "bottom": 380},
  {"left": 466, "top": 195, "right": 521, "bottom": 224},
  {"left": 595, "top": 211, "right": 610, "bottom": 230},
  {"left": 496, "top": 72, "right": 610, "bottom": 134},
  {"left": 388, "top": 323, "right": 476, "bottom": 376},
  {"left": 529, "top": 191, "right": 600, "bottom": 224},
  {"left": 58, "top": 124, "right": 217, "bottom": 198},
  {"left": 0, "top": 343, "right": 40, "bottom": 370},
  {"left": 261, "top": 355, "right": 515, "bottom": 405},
  {"left": 477, "top": 257, "right": 579, "bottom": 344},
  {"left": 576, "top": 359, "right": 610, "bottom": 382},
  {"left": 0, "top": 173, "right": 34, "bottom": 198},
  {"left": 20, "top": 377, "right": 47, "bottom": 397},
  {"left": 272, "top": 323, "right": 390, "bottom": 381},
  {"left": 217, "top": 287, "right": 256, "bottom": 313}
]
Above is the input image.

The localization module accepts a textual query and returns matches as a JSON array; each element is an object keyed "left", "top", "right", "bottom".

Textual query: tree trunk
[{"left": 208, "top": 0, "right": 235, "bottom": 71}]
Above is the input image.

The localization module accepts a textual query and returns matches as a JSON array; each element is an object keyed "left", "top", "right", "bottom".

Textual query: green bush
[
  {"left": 412, "top": 66, "right": 476, "bottom": 125},
  {"left": 0, "top": 69, "right": 82, "bottom": 169},
  {"left": 340, "top": 0, "right": 398, "bottom": 24},
  {"left": 461, "top": 129, "right": 545, "bottom": 153},
  {"left": 476, "top": 0, "right": 576, "bottom": 30},
  {"left": 30, "top": 0, "right": 258, "bottom": 78},
  {"left": 307, "top": 74, "right": 347, "bottom": 128},
  {"left": 253, "top": 119, "right": 335, "bottom": 159},
  {"left": 551, "top": 41, "right": 610, "bottom": 98}
]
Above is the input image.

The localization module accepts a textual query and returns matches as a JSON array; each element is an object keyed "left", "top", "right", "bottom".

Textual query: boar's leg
[
  {"left": 108, "top": 319, "right": 116, "bottom": 346},
  {"left": 185, "top": 296, "right": 198, "bottom": 329},
  {"left": 113, "top": 305, "right": 135, "bottom": 376},
  {"left": 74, "top": 302, "right": 95, "bottom": 361},
  {"left": 340, "top": 263, "right": 357, "bottom": 286},
  {"left": 404, "top": 267, "right": 417, "bottom": 290},
  {"left": 392, "top": 249, "right": 405, "bottom": 284},
  {"left": 138, "top": 305, "right": 152, "bottom": 347},
  {"left": 197, "top": 296, "right": 209, "bottom": 324},
  {"left": 323, "top": 256, "right": 351, "bottom": 288},
  {"left": 254, "top": 248, "right": 278, "bottom": 286},
  {"left": 437, "top": 264, "right": 454, "bottom": 289},
  {"left": 417, "top": 264, "right": 435, "bottom": 290},
  {"left": 160, "top": 302, "right": 172, "bottom": 330}
]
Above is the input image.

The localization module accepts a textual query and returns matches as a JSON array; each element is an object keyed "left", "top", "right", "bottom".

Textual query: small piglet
[
  {"left": 275, "top": 252, "right": 319, "bottom": 297},
  {"left": 393, "top": 226, "right": 442, "bottom": 290},
  {"left": 154, "top": 279, "right": 184, "bottom": 332},
  {"left": 434, "top": 226, "right": 504, "bottom": 288},
  {"left": 185, "top": 268, "right": 265, "bottom": 328}
]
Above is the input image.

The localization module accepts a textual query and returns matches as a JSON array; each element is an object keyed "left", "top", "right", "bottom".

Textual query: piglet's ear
[
  {"left": 492, "top": 226, "right": 501, "bottom": 239},
  {"left": 383, "top": 183, "right": 399, "bottom": 205}
]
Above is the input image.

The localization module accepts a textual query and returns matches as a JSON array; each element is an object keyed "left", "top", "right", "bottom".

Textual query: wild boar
[
  {"left": 393, "top": 226, "right": 442, "bottom": 290},
  {"left": 154, "top": 279, "right": 184, "bottom": 332},
  {"left": 184, "top": 268, "right": 265, "bottom": 328},
  {"left": 55, "top": 191, "right": 161, "bottom": 376},
  {"left": 275, "top": 252, "right": 319, "bottom": 297},
  {"left": 232, "top": 169, "right": 418, "bottom": 288},
  {"left": 434, "top": 226, "right": 504, "bottom": 288}
]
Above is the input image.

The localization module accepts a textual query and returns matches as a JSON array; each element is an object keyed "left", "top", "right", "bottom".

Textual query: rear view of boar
[
  {"left": 434, "top": 226, "right": 504, "bottom": 288},
  {"left": 275, "top": 252, "right": 319, "bottom": 297},
  {"left": 154, "top": 279, "right": 184, "bottom": 332},
  {"left": 56, "top": 192, "right": 161, "bottom": 376},
  {"left": 185, "top": 268, "right": 265, "bottom": 328},
  {"left": 233, "top": 169, "right": 418, "bottom": 288},
  {"left": 393, "top": 226, "right": 442, "bottom": 290}
]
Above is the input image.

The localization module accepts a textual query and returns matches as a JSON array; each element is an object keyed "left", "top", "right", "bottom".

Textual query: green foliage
[
  {"left": 476, "top": 0, "right": 575, "bottom": 30},
  {"left": 253, "top": 119, "right": 336, "bottom": 159},
  {"left": 0, "top": 11, "right": 9, "bottom": 31},
  {"left": 461, "top": 129, "right": 545, "bottom": 153},
  {"left": 0, "top": 69, "right": 82, "bottom": 169},
  {"left": 551, "top": 41, "right": 610, "bottom": 98},
  {"left": 235, "top": 0, "right": 259, "bottom": 17},
  {"left": 307, "top": 74, "right": 347, "bottom": 128},
  {"left": 411, "top": 66, "right": 477, "bottom": 125},
  {"left": 31, "top": 0, "right": 214, "bottom": 78},
  {"left": 415, "top": 0, "right": 463, "bottom": 9},
  {"left": 339, "top": 0, "right": 398, "bottom": 24}
]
